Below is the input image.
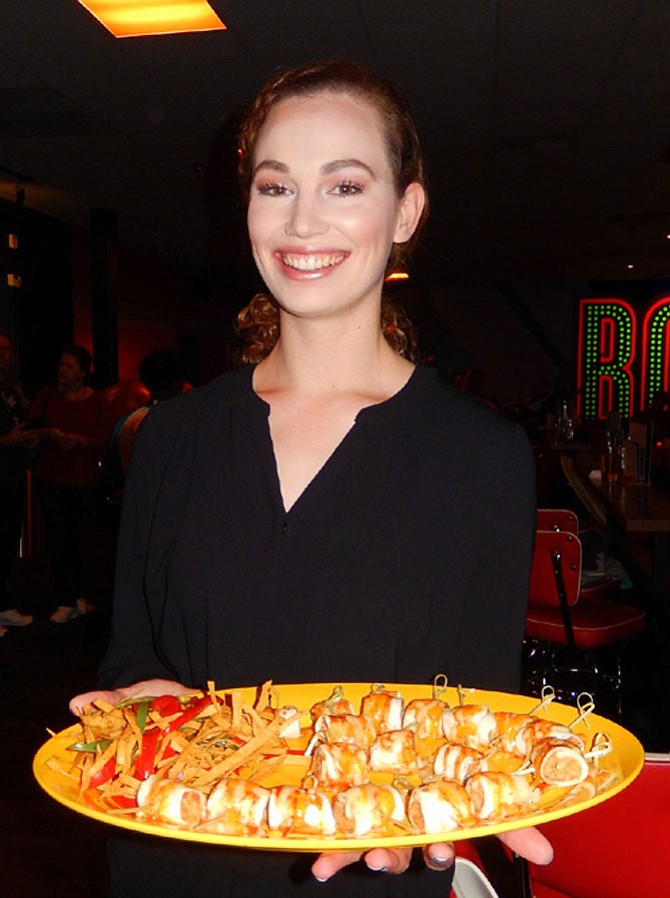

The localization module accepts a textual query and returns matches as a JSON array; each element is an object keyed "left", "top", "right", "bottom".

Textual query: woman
[
  {"left": 28, "top": 345, "right": 112, "bottom": 622},
  {"left": 71, "top": 62, "right": 551, "bottom": 896}
]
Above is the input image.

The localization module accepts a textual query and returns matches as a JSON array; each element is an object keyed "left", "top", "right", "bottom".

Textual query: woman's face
[
  {"left": 247, "top": 91, "right": 423, "bottom": 323},
  {"left": 58, "top": 353, "right": 84, "bottom": 388}
]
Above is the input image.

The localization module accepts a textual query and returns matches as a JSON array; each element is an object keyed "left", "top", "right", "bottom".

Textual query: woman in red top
[{"left": 28, "top": 345, "right": 112, "bottom": 622}]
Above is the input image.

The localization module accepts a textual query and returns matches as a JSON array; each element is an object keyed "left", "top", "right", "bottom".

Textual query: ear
[{"left": 393, "top": 182, "right": 426, "bottom": 244}]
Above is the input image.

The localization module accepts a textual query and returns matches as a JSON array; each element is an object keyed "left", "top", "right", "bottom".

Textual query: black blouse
[{"left": 98, "top": 364, "right": 536, "bottom": 898}]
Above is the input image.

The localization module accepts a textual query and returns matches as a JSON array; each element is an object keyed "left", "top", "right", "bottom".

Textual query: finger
[
  {"left": 311, "top": 851, "right": 364, "bottom": 882},
  {"left": 422, "top": 841, "right": 455, "bottom": 872},
  {"left": 69, "top": 689, "right": 124, "bottom": 715},
  {"left": 363, "top": 847, "right": 412, "bottom": 874},
  {"left": 498, "top": 827, "right": 554, "bottom": 866}
]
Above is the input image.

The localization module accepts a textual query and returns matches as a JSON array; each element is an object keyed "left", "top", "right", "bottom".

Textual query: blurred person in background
[
  {"left": 115, "top": 347, "right": 187, "bottom": 474},
  {"left": 0, "top": 331, "right": 37, "bottom": 635},
  {"left": 102, "top": 348, "right": 188, "bottom": 503},
  {"left": 27, "top": 344, "right": 114, "bottom": 623}
]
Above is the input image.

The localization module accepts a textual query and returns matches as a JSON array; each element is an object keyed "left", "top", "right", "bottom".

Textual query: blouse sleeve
[{"left": 448, "top": 420, "right": 536, "bottom": 693}]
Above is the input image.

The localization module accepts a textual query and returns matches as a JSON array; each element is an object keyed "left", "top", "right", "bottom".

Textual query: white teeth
[{"left": 282, "top": 253, "right": 345, "bottom": 271}]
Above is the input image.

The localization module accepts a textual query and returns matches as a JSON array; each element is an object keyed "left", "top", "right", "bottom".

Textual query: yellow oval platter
[{"left": 33, "top": 682, "right": 644, "bottom": 852}]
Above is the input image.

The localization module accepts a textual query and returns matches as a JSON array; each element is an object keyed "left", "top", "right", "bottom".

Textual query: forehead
[{"left": 255, "top": 91, "right": 390, "bottom": 167}]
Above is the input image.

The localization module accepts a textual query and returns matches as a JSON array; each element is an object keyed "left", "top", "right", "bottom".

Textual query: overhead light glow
[{"left": 76, "top": 1, "right": 227, "bottom": 38}]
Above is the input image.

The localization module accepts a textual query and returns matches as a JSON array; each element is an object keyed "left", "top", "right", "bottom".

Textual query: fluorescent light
[{"left": 76, "top": 1, "right": 226, "bottom": 38}]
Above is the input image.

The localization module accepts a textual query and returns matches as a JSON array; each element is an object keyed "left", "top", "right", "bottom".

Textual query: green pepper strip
[
  {"left": 135, "top": 699, "right": 150, "bottom": 733},
  {"left": 68, "top": 739, "right": 112, "bottom": 752}
]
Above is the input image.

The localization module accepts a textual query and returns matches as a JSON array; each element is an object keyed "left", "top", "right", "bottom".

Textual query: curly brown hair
[
  {"left": 233, "top": 60, "right": 428, "bottom": 366},
  {"left": 232, "top": 292, "right": 418, "bottom": 366}
]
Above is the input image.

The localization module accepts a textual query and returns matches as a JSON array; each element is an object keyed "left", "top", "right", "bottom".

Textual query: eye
[
  {"left": 255, "top": 181, "right": 291, "bottom": 197},
  {"left": 330, "top": 180, "right": 365, "bottom": 197}
]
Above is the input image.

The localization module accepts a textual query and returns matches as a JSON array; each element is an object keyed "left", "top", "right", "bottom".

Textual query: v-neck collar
[{"left": 246, "top": 364, "right": 421, "bottom": 516}]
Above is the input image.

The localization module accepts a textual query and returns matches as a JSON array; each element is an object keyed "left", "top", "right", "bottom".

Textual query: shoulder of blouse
[
  {"left": 411, "top": 367, "right": 524, "bottom": 438},
  {"left": 130, "top": 368, "right": 255, "bottom": 446}
]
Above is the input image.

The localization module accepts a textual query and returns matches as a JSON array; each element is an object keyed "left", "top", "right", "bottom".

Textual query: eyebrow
[
  {"left": 322, "top": 159, "right": 376, "bottom": 178},
  {"left": 252, "top": 158, "right": 376, "bottom": 179},
  {"left": 252, "top": 160, "right": 288, "bottom": 178}
]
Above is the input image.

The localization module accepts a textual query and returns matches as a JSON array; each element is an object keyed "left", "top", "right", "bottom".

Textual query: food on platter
[
  {"left": 309, "top": 686, "right": 355, "bottom": 723},
  {"left": 369, "top": 729, "right": 419, "bottom": 774},
  {"left": 433, "top": 743, "right": 488, "bottom": 782},
  {"left": 402, "top": 697, "right": 449, "bottom": 759},
  {"left": 333, "top": 784, "right": 406, "bottom": 837},
  {"left": 137, "top": 775, "right": 206, "bottom": 826},
  {"left": 360, "top": 685, "right": 404, "bottom": 735},
  {"left": 311, "top": 713, "right": 377, "bottom": 750},
  {"left": 204, "top": 776, "right": 270, "bottom": 835},
  {"left": 267, "top": 786, "right": 336, "bottom": 836},
  {"left": 303, "top": 742, "right": 369, "bottom": 788},
  {"left": 38, "top": 679, "right": 631, "bottom": 843},
  {"left": 465, "top": 771, "right": 537, "bottom": 821},
  {"left": 441, "top": 704, "right": 497, "bottom": 751},
  {"left": 407, "top": 780, "right": 474, "bottom": 832},
  {"left": 530, "top": 738, "right": 590, "bottom": 788}
]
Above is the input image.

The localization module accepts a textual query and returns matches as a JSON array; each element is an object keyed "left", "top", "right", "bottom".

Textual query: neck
[
  {"left": 61, "top": 382, "right": 87, "bottom": 398},
  {"left": 256, "top": 317, "right": 413, "bottom": 399}
]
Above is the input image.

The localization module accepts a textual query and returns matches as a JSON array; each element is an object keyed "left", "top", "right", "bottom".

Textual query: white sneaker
[
  {"left": 50, "top": 598, "right": 95, "bottom": 624},
  {"left": 76, "top": 598, "right": 95, "bottom": 615},
  {"left": 0, "top": 608, "right": 33, "bottom": 626},
  {"left": 50, "top": 605, "right": 79, "bottom": 623}
]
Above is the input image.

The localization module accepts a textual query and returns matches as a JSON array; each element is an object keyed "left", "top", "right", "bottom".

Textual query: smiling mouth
[{"left": 281, "top": 252, "right": 347, "bottom": 272}]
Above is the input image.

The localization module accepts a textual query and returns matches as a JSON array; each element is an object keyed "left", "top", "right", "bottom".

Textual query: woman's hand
[
  {"left": 0, "top": 423, "right": 38, "bottom": 449},
  {"left": 311, "top": 842, "right": 455, "bottom": 881},
  {"left": 69, "top": 678, "right": 193, "bottom": 716},
  {"left": 311, "top": 826, "right": 553, "bottom": 882}
]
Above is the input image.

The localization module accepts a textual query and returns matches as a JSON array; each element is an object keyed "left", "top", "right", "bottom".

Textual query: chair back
[
  {"left": 529, "top": 753, "right": 670, "bottom": 898},
  {"left": 529, "top": 530, "right": 582, "bottom": 609},
  {"left": 537, "top": 508, "right": 579, "bottom": 533}
]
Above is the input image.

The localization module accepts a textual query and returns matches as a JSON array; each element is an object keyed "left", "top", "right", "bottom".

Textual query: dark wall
[{"left": 0, "top": 197, "right": 73, "bottom": 399}]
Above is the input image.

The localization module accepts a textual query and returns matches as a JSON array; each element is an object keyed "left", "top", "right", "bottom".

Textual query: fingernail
[
  {"left": 314, "top": 876, "right": 328, "bottom": 883},
  {"left": 368, "top": 865, "right": 388, "bottom": 873},
  {"left": 429, "top": 854, "right": 452, "bottom": 867}
]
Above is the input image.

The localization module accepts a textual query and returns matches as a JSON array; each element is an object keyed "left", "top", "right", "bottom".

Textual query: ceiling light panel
[{"left": 76, "top": 1, "right": 226, "bottom": 38}]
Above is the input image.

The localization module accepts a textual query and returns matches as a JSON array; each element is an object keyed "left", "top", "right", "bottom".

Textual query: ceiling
[{"left": 2, "top": 0, "right": 670, "bottom": 284}]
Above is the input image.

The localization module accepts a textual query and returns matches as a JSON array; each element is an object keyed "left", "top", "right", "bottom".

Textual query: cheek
[
  {"left": 247, "top": 202, "right": 279, "bottom": 254},
  {"left": 246, "top": 212, "right": 266, "bottom": 270},
  {"left": 341, "top": 203, "right": 399, "bottom": 250}
]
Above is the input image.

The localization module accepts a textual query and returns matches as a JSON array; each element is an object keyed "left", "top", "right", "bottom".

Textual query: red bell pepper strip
[
  {"left": 163, "top": 695, "right": 214, "bottom": 734},
  {"left": 88, "top": 756, "right": 116, "bottom": 789},
  {"left": 109, "top": 794, "right": 137, "bottom": 810},
  {"left": 150, "top": 695, "right": 183, "bottom": 717},
  {"left": 135, "top": 727, "right": 161, "bottom": 780}
]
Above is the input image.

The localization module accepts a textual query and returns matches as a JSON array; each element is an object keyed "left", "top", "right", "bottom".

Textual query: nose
[{"left": 285, "top": 191, "right": 327, "bottom": 239}]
